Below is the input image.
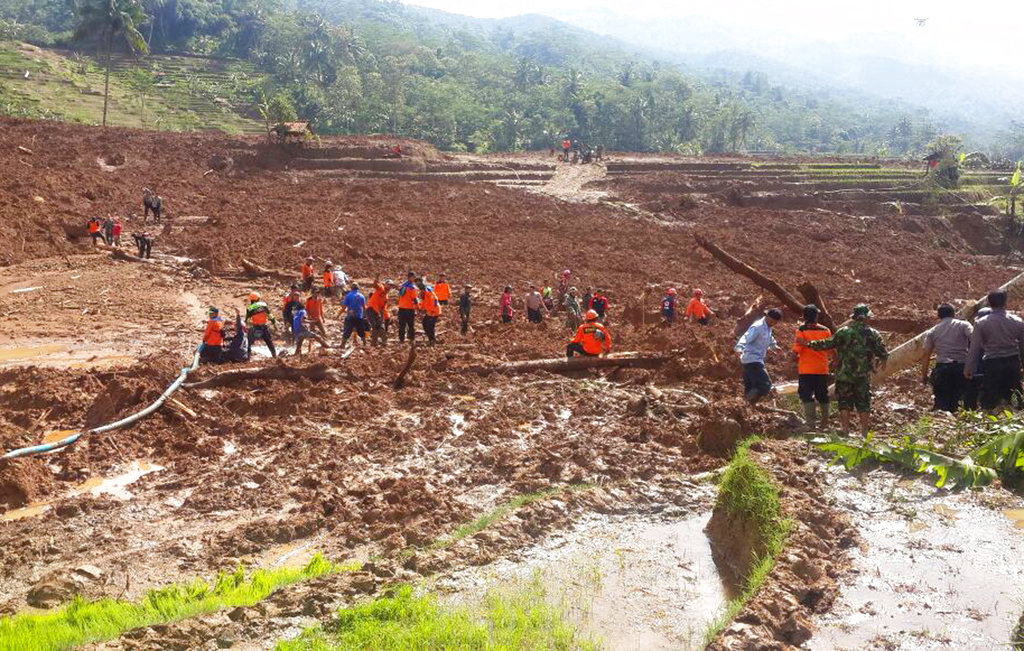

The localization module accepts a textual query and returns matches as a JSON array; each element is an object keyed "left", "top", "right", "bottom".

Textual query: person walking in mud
[
  {"left": 964, "top": 307, "right": 992, "bottom": 409},
  {"left": 282, "top": 285, "right": 303, "bottom": 344},
  {"left": 397, "top": 271, "right": 419, "bottom": 343},
  {"left": 102, "top": 215, "right": 115, "bottom": 245},
  {"left": 792, "top": 304, "right": 833, "bottom": 429},
  {"left": 418, "top": 278, "right": 442, "bottom": 344},
  {"left": 300, "top": 256, "right": 316, "bottom": 291},
  {"left": 525, "top": 285, "right": 546, "bottom": 323},
  {"left": 589, "top": 288, "right": 609, "bottom": 324},
  {"left": 112, "top": 218, "right": 122, "bottom": 248},
  {"left": 966, "top": 290, "right": 1024, "bottom": 412},
  {"left": 435, "top": 273, "right": 452, "bottom": 307},
  {"left": 459, "top": 284, "right": 472, "bottom": 336},
  {"left": 305, "top": 287, "right": 328, "bottom": 339},
  {"left": 661, "top": 288, "right": 678, "bottom": 325},
  {"left": 199, "top": 306, "right": 225, "bottom": 364},
  {"left": 920, "top": 303, "right": 973, "bottom": 412},
  {"left": 806, "top": 304, "right": 888, "bottom": 434},
  {"left": 245, "top": 291, "right": 277, "bottom": 358},
  {"left": 88, "top": 216, "right": 104, "bottom": 246},
  {"left": 340, "top": 282, "right": 368, "bottom": 348},
  {"left": 557, "top": 269, "right": 572, "bottom": 307},
  {"left": 294, "top": 298, "right": 330, "bottom": 356},
  {"left": 564, "top": 287, "right": 582, "bottom": 331},
  {"left": 366, "top": 277, "right": 392, "bottom": 346},
  {"left": 500, "top": 286, "right": 514, "bottom": 323},
  {"left": 735, "top": 307, "right": 783, "bottom": 404},
  {"left": 132, "top": 232, "right": 153, "bottom": 258}
]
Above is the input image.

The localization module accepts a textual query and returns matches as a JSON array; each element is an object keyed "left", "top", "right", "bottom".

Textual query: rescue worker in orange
[
  {"left": 88, "top": 216, "right": 104, "bottom": 246},
  {"left": 684, "top": 288, "right": 714, "bottom": 325},
  {"left": 435, "top": 273, "right": 452, "bottom": 307},
  {"left": 300, "top": 256, "right": 316, "bottom": 291},
  {"left": 397, "top": 271, "right": 419, "bottom": 343},
  {"left": 792, "top": 304, "right": 833, "bottom": 429},
  {"left": 418, "top": 277, "right": 442, "bottom": 344},
  {"left": 200, "top": 306, "right": 225, "bottom": 364},
  {"left": 322, "top": 261, "right": 337, "bottom": 299},
  {"left": 366, "top": 277, "right": 393, "bottom": 346},
  {"left": 567, "top": 310, "right": 612, "bottom": 358},
  {"left": 245, "top": 291, "right": 277, "bottom": 358},
  {"left": 305, "top": 287, "right": 327, "bottom": 338}
]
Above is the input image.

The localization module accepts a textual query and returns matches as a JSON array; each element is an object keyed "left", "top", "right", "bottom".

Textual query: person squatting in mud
[
  {"left": 132, "top": 232, "right": 153, "bottom": 259},
  {"left": 806, "top": 304, "right": 888, "bottom": 435},
  {"left": 199, "top": 307, "right": 249, "bottom": 364},
  {"left": 567, "top": 309, "right": 612, "bottom": 358},
  {"left": 735, "top": 307, "right": 783, "bottom": 404},
  {"left": 684, "top": 288, "right": 714, "bottom": 325}
]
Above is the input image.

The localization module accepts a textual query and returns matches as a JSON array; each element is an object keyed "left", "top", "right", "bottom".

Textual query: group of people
[
  {"left": 87, "top": 188, "right": 163, "bottom": 258},
  {"left": 734, "top": 288, "right": 1024, "bottom": 434},
  {"left": 558, "top": 138, "right": 604, "bottom": 164}
]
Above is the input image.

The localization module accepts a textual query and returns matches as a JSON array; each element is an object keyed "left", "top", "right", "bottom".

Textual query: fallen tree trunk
[
  {"left": 796, "top": 282, "right": 837, "bottom": 333},
  {"left": 472, "top": 352, "right": 669, "bottom": 376},
  {"left": 184, "top": 363, "right": 338, "bottom": 389},
  {"left": 695, "top": 234, "right": 805, "bottom": 317},
  {"left": 393, "top": 341, "right": 417, "bottom": 389},
  {"left": 241, "top": 258, "right": 296, "bottom": 283}
]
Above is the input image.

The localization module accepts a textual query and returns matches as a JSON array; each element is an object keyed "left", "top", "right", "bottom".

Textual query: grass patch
[
  {"left": 429, "top": 484, "right": 592, "bottom": 551},
  {"left": 702, "top": 439, "right": 790, "bottom": 646},
  {"left": 275, "top": 575, "right": 599, "bottom": 651},
  {"left": 0, "top": 554, "right": 359, "bottom": 651}
]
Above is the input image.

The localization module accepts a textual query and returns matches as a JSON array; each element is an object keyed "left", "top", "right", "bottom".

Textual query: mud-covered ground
[{"left": 2, "top": 119, "right": 1024, "bottom": 649}]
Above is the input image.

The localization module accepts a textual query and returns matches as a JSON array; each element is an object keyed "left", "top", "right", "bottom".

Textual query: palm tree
[{"left": 74, "top": 0, "right": 149, "bottom": 128}]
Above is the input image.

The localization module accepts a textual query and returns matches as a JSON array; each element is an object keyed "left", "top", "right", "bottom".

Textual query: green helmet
[{"left": 851, "top": 304, "right": 872, "bottom": 319}]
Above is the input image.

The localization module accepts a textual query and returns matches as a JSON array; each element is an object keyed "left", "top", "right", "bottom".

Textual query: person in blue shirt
[
  {"left": 661, "top": 288, "right": 677, "bottom": 325},
  {"left": 293, "top": 303, "right": 329, "bottom": 356},
  {"left": 341, "top": 282, "right": 368, "bottom": 347},
  {"left": 735, "top": 308, "right": 783, "bottom": 404}
]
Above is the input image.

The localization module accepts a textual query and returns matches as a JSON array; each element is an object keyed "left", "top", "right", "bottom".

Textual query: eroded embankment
[{"left": 706, "top": 439, "right": 857, "bottom": 649}]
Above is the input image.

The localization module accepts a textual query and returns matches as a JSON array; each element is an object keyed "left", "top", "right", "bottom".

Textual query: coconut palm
[{"left": 73, "top": 0, "right": 149, "bottom": 128}]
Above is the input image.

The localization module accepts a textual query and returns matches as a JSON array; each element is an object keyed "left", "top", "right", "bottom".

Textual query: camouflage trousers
[{"left": 835, "top": 378, "right": 872, "bottom": 413}]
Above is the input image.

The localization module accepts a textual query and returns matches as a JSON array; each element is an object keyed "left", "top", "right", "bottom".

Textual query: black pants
[
  {"left": 566, "top": 342, "right": 595, "bottom": 358},
  {"left": 963, "top": 376, "right": 984, "bottom": 410},
  {"left": 931, "top": 362, "right": 967, "bottom": 412},
  {"left": 981, "top": 355, "right": 1022, "bottom": 410},
  {"left": 528, "top": 308, "right": 542, "bottom": 323},
  {"left": 301, "top": 276, "right": 314, "bottom": 291},
  {"left": 798, "top": 374, "right": 829, "bottom": 405},
  {"left": 199, "top": 344, "right": 223, "bottom": 364},
  {"left": 342, "top": 315, "right": 367, "bottom": 342},
  {"left": 422, "top": 315, "right": 438, "bottom": 343},
  {"left": 501, "top": 309, "right": 512, "bottom": 323},
  {"left": 398, "top": 308, "right": 416, "bottom": 342},
  {"left": 135, "top": 238, "right": 151, "bottom": 258},
  {"left": 247, "top": 325, "right": 276, "bottom": 357},
  {"left": 91, "top": 233, "right": 104, "bottom": 245},
  {"left": 460, "top": 314, "right": 469, "bottom": 336},
  {"left": 743, "top": 362, "right": 772, "bottom": 401}
]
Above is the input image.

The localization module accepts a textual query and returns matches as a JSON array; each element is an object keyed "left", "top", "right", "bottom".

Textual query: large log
[
  {"left": 695, "top": 234, "right": 805, "bottom": 317},
  {"left": 473, "top": 352, "right": 669, "bottom": 375},
  {"left": 184, "top": 363, "right": 339, "bottom": 389},
  {"left": 393, "top": 341, "right": 417, "bottom": 389},
  {"left": 796, "top": 282, "right": 837, "bottom": 333}
]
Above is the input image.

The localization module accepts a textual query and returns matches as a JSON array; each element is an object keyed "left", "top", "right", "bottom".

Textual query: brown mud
[{"left": 1, "top": 120, "right": 1022, "bottom": 647}]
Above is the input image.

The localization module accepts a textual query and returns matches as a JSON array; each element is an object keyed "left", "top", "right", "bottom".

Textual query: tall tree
[{"left": 73, "top": 0, "right": 149, "bottom": 127}]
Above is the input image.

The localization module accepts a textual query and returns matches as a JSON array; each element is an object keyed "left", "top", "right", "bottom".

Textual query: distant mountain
[{"left": 552, "top": 7, "right": 1021, "bottom": 146}]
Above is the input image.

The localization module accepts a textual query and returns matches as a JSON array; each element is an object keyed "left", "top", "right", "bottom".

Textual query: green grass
[
  {"left": 0, "top": 41, "right": 263, "bottom": 133},
  {"left": 275, "top": 575, "right": 599, "bottom": 651},
  {"left": 702, "top": 439, "right": 790, "bottom": 646},
  {"left": 0, "top": 554, "right": 359, "bottom": 651}
]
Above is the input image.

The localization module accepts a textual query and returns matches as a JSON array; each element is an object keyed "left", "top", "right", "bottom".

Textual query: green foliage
[
  {"left": 275, "top": 577, "right": 598, "bottom": 651},
  {"left": 703, "top": 440, "right": 790, "bottom": 645},
  {"left": 1, "top": 0, "right": 959, "bottom": 153},
  {"left": 0, "top": 553, "right": 357, "bottom": 651}
]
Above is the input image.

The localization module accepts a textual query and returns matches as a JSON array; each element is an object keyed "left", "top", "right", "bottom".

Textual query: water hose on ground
[{"left": 1, "top": 347, "right": 202, "bottom": 460}]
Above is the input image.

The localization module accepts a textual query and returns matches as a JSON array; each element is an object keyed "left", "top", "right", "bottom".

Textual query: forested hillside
[{"left": 0, "top": 0, "right": 995, "bottom": 156}]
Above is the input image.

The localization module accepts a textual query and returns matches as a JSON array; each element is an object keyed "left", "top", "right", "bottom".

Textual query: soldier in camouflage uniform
[{"left": 807, "top": 304, "right": 888, "bottom": 434}]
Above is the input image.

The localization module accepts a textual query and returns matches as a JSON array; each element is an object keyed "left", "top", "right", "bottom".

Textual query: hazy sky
[{"left": 399, "top": 0, "right": 1012, "bottom": 71}]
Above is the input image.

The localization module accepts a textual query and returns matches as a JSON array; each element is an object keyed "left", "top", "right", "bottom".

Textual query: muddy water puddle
[
  {"left": 1, "top": 461, "right": 163, "bottom": 522},
  {"left": 809, "top": 464, "right": 1024, "bottom": 650},
  {"left": 439, "top": 511, "right": 729, "bottom": 650},
  {"left": 0, "top": 342, "right": 135, "bottom": 369}
]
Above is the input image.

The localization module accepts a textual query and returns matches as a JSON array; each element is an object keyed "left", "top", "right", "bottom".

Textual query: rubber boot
[
  {"left": 818, "top": 403, "right": 830, "bottom": 431},
  {"left": 802, "top": 402, "right": 817, "bottom": 430}
]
